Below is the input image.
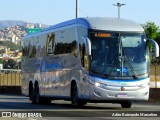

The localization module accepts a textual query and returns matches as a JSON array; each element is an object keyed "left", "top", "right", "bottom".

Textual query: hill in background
[
  {"left": 0, "top": 20, "right": 49, "bottom": 48},
  {"left": 0, "top": 20, "right": 49, "bottom": 29},
  {"left": 0, "top": 20, "right": 25, "bottom": 29}
]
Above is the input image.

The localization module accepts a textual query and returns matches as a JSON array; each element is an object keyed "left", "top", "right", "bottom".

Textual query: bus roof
[
  {"left": 85, "top": 17, "right": 144, "bottom": 32},
  {"left": 24, "top": 17, "right": 144, "bottom": 39}
]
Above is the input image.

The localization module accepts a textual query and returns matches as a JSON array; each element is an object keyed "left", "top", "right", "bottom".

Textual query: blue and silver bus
[{"left": 22, "top": 17, "right": 159, "bottom": 108}]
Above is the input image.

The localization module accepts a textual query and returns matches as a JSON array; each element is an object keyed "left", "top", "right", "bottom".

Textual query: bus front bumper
[{"left": 89, "top": 84, "right": 149, "bottom": 101}]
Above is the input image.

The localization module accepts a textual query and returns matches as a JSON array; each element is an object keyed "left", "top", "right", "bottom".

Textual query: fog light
[
  {"left": 94, "top": 91, "right": 102, "bottom": 97},
  {"left": 143, "top": 92, "right": 148, "bottom": 96}
]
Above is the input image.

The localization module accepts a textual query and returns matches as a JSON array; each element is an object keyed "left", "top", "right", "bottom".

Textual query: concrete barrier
[{"left": 149, "top": 88, "right": 160, "bottom": 102}]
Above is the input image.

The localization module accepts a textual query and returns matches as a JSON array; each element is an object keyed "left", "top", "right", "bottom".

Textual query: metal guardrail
[
  {"left": 0, "top": 69, "right": 21, "bottom": 73},
  {"left": 150, "top": 64, "right": 160, "bottom": 88},
  {"left": 0, "top": 69, "right": 21, "bottom": 86},
  {"left": 0, "top": 65, "right": 159, "bottom": 87}
]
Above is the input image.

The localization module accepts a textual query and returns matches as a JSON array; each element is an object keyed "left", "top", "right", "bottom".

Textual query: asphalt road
[{"left": 0, "top": 94, "right": 160, "bottom": 120}]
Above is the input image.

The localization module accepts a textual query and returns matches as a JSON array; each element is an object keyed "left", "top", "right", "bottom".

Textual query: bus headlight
[
  {"left": 95, "top": 82, "right": 101, "bottom": 87},
  {"left": 89, "top": 78, "right": 107, "bottom": 88},
  {"left": 138, "top": 82, "right": 150, "bottom": 88},
  {"left": 94, "top": 81, "right": 106, "bottom": 88}
]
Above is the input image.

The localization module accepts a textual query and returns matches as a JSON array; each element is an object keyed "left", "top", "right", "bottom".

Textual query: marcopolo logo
[{"left": 121, "top": 86, "right": 125, "bottom": 91}]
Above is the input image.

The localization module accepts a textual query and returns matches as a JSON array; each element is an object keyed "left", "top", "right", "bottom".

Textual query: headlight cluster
[
  {"left": 89, "top": 79, "right": 107, "bottom": 88},
  {"left": 94, "top": 82, "right": 101, "bottom": 87}
]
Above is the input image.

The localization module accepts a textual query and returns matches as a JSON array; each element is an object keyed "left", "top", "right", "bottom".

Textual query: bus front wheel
[
  {"left": 71, "top": 85, "right": 85, "bottom": 107},
  {"left": 121, "top": 100, "right": 132, "bottom": 108}
]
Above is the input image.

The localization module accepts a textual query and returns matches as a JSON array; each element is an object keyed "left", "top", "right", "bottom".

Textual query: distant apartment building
[
  {"left": 0, "top": 46, "right": 7, "bottom": 53},
  {"left": 0, "top": 38, "right": 5, "bottom": 41},
  {"left": 0, "top": 64, "right": 3, "bottom": 69},
  {"left": 0, "top": 46, "right": 6, "bottom": 50},
  {"left": 10, "top": 35, "right": 19, "bottom": 44},
  {"left": 25, "top": 23, "right": 34, "bottom": 28},
  {"left": 34, "top": 23, "right": 42, "bottom": 28}
]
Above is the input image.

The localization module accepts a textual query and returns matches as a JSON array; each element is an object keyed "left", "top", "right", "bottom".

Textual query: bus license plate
[{"left": 116, "top": 94, "right": 127, "bottom": 98}]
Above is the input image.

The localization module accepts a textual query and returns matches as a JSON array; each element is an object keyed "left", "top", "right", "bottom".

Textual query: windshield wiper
[
  {"left": 123, "top": 55, "right": 138, "bottom": 79},
  {"left": 121, "top": 43, "right": 139, "bottom": 79},
  {"left": 106, "top": 54, "right": 139, "bottom": 79},
  {"left": 106, "top": 33, "right": 139, "bottom": 79}
]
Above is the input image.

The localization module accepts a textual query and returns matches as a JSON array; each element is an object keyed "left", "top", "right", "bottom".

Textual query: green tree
[
  {"left": 7, "top": 59, "right": 17, "bottom": 69},
  {"left": 142, "top": 22, "right": 159, "bottom": 62},
  {"left": 142, "top": 22, "right": 159, "bottom": 39},
  {"left": 0, "top": 58, "right": 4, "bottom": 64},
  {"left": 156, "top": 34, "right": 160, "bottom": 46},
  {"left": 0, "top": 41, "right": 22, "bottom": 51}
]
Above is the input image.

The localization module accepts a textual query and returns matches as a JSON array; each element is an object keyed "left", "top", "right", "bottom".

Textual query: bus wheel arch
[
  {"left": 32, "top": 81, "right": 42, "bottom": 104},
  {"left": 71, "top": 80, "right": 86, "bottom": 107},
  {"left": 71, "top": 80, "right": 76, "bottom": 101}
]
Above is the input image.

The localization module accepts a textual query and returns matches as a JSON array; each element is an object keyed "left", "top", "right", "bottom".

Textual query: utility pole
[
  {"left": 113, "top": 3, "right": 125, "bottom": 19},
  {"left": 76, "top": 0, "right": 78, "bottom": 18}
]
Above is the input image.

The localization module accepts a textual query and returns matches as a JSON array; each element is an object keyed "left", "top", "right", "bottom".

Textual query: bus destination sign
[{"left": 94, "top": 33, "right": 111, "bottom": 37}]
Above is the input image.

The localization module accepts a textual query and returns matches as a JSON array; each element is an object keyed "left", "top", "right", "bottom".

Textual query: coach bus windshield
[{"left": 90, "top": 31, "right": 149, "bottom": 79}]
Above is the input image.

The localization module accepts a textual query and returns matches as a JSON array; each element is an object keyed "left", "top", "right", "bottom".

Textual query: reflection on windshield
[{"left": 90, "top": 32, "right": 149, "bottom": 79}]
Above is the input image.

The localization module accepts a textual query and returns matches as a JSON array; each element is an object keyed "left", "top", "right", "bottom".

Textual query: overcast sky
[{"left": 0, "top": 0, "right": 159, "bottom": 26}]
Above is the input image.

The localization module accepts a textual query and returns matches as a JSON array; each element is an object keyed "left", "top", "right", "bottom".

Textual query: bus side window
[
  {"left": 28, "top": 41, "right": 31, "bottom": 58},
  {"left": 28, "top": 39, "right": 36, "bottom": 58},
  {"left": 46, "top": 33, "right": 55, "bottom": 55}
]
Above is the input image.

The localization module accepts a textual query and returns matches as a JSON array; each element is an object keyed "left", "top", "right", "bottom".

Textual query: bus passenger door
[{"left": 79, "top": 37, "right": 91, "bottom": 99}]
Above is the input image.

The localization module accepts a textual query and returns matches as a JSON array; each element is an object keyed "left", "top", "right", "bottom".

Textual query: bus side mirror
[
  {"left": 147, "top": 39, "right": 159, "bottom": 58},
  {"left": 82, "top": 37, "right": 91, "bottom": 55},
  {"left": 81, "top": 37, "right": 91, "bottom": 71}
]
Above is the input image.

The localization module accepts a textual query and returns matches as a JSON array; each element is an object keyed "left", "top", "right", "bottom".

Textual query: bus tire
[
  {"left": 71, "top": 85, "right": 85, "bottom": 107},
  {"left": 29, "top": 83, "right": 34, "bottom": 100},
  {"left": 121, "top": 100, "right": 132, "bottom": 108},
  {"left": 32, "top": 84, "right": 43, "bottom": 104}
]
